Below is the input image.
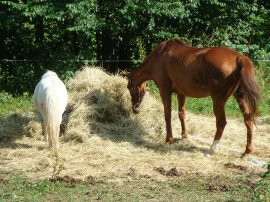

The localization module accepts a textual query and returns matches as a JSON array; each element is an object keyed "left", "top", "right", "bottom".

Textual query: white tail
[{"left": 33, "top": 70, "right": 68, "bottom": 149}]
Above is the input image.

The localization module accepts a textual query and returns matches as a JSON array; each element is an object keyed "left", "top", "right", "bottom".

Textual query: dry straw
[
  {"left": 0, "top": 66, "right": 269, "bottom": 181},
  {"left": 64, "top": 66, "right": 166, "bottom": 144}
]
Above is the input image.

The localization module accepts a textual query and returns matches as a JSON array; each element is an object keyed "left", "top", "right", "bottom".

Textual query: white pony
[{"left": 33, "top": 70, "right": 68, "bottom": 149}]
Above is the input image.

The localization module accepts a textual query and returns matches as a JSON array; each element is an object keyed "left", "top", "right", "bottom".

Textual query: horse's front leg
[
  {"left": 177, "top": 93, "right": 187, "bottom": 138},
  {"left": 160, "top": 90, "right": 173, "bottom": 144}
]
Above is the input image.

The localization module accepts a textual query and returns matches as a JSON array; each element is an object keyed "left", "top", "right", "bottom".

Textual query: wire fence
[
  {"left": 0, "top": 59, "right": 144, "bottom": 70},
  {"left": 0, "top": 59, "right": 269, "bottom": 63},
  {"left": 0, "top": 59, "right": 141, "bottom": 63}
]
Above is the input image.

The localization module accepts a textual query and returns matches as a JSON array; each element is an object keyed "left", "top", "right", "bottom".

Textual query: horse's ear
[
  {"left": 142, "top": 82, "right": 147, "bottom": 89},
  {"left": 138, "top": 87, "right": 141, "bottom": 93},
  {"left": 120, "top": 71, "right": 130, "bottom": 79}
]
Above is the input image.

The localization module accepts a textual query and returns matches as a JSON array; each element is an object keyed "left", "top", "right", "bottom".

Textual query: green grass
[
  {"left": 253, "top": 164, "right": 270, "bottom": 201},
  {"left": 0, "top": 171, "right": 91, "bottom": 202},
  {"left": 0, "top": 92, "right": 33, "bottom": 117},
  {"left": 256, "top": 64, "right": 270, "bottom": 117},
  {"left": 0, "top": 169, "right": 259, "bottom": 202}
]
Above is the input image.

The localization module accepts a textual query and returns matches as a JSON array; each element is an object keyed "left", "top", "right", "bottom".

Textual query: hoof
[
  {"left": 182, "top": 135, "right": 188, "bottom": 139},
  {"left": 181, "top": 132, "right": 188, "bottom": 139},
  {"left": 204, "top": 153, "right": 212, "bottom": 157},
  {"left": 205, "top": 140, "right": 219, "bottom": 157},
  {"left": 165, "top": 137, "right": 173, "bottom": 145},
  {"left": 241, "top": 153, "right": 249, "bottom": 159},
  {"left": 204, "top": 148, "right": 215, "bottom": 157}
]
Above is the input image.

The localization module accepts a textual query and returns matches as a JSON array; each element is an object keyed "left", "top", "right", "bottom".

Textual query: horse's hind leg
[
  {"left": 234, "top": 92, "right": 254, "bottom": 157},
  {"left": 206, "top": 97, "right": 227, "bottom": 156},
  {"left": 43, "top": 121, "right": 48, "bottom": 143},
  {"left": 177, "top": 94, "right": 187, "bottom": 138},
  {"left": 47, "top": 125, "right": 53, "bottom": 148},
  {"left": 53, "top": 125, "right": 60, "bottom": 149}
]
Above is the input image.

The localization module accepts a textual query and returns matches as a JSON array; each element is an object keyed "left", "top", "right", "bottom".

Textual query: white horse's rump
[{"left": 33, "top": 70, "right": 68, "bottom": 149}]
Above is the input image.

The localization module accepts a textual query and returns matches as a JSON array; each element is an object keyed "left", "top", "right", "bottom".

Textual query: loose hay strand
[{"left": 51, "top": 150, "right": 65, "bottom": 179}]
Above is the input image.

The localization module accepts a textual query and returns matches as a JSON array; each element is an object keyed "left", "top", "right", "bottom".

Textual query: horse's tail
[
  {"left": 236, "top": 56, "right": 260, "bottom": 119},
  {"left": 44, "top": 84, "right": 62, "bottom": 149}
]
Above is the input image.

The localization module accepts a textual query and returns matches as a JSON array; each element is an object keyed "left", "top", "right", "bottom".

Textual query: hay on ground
[{"left": 0, "top": 66, "right": 269, "bottom": 181}]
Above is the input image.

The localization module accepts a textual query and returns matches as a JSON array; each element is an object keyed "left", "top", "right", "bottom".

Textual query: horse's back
[
  {"left": 158, "top": 43, "right": 245, "bottom": 97},
  {"left": 34, "top": 71, "right": 67, "bottom": 116},
  {"left": 203, "top": 46, "right": 243, "bottom": 71}
]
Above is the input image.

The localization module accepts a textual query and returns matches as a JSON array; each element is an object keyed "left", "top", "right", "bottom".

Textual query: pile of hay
[
  {"left": 0, "top": 111, "right": 43, "bottom": 142},
  {"left": 0, "top": 66, "right": 269, "bottom": 181},
  {"left": 63, "top": 66, "right": 167, "bottom": 144}
]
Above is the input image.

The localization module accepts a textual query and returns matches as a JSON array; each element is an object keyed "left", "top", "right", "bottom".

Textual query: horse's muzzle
[{"left": 132, "top": 105, "right": 140, "bottom": 114}]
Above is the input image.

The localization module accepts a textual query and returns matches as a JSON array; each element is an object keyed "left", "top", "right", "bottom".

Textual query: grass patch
[
  {"left": 0, "top": 169, "right": 259, "bottom": 202},
  {"left": 149, "top": 87, "right": 244, "bottom": 118},
  {"left": 256, "top": 63, "right": 270, "bottom": 117},
  {"left": 253, "top": 164, "right": 270, "bottom": 201},
  {"left": 0, "top": 92, "right": 33, "bottom": 117},
  {"left": 0, "top": 171, "right": 90, "bottom": 202}
]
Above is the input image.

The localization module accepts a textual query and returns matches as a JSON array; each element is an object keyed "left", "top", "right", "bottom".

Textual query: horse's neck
[{"left": 132, "top": 67, "right": 151, "bottom": 85}]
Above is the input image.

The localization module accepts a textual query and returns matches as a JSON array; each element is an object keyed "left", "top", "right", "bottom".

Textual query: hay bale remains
[
  {"left": 0, "top": 111, "right": 43, "bottom": 142},
  {"left": 64, "top": 66, "right": 167, "bottom": 144}
]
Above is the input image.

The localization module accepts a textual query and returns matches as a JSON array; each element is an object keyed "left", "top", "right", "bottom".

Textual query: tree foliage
[{"left": 0, "top": 0, "right": 269, "bottom": 94}]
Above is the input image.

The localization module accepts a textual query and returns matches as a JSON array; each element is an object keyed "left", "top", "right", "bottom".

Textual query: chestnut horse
[{"left": 124, "top": 39, "right": 260, "bottom": 157}]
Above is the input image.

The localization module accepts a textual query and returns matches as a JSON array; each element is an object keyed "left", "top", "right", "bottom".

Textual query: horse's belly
[
  {"left": 185, "top": 90, "right": 210, "bottom": 98},
  {"left": 174, "top": 83, "right": 210, "bottom": 98},
  {"left": 188, "top": 91, "right": 210, "bottom": 98}
]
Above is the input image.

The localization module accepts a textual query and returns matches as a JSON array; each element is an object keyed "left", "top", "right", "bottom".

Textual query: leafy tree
[
  {"left": 0, "top": 0, "right": 97, "bottom": 94},
  {"left": 0, "top": 0, "right": 269, "bottom": 94}
]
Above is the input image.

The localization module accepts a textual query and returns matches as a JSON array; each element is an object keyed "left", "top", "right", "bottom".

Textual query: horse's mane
[
  {"left": 158, "top": 38, "right": 187, "bottom": 54},
  {"left": 137, "top": 39, "right": 187, "bottom": 70}
]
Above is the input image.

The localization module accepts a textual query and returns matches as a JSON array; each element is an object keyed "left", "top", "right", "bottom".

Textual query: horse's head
[
  {"left": 122, "top": 72, "right": 146, "bottom": 114},
  {"left": 128, "top": 81, "right": 146, "bottom": 114}
]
